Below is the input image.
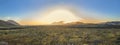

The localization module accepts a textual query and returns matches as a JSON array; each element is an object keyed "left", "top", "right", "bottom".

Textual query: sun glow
[
  {"left": 18, "top": 4, "right": 107, "bottom": 25},
  {"left": 20, "top": 6, "right": 83, "bottom": 25},
  {"left": 39, "top": 9, "right": 82, "bottom": 24}
]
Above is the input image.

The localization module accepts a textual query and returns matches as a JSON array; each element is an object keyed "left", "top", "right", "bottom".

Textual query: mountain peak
[
  {"left": 7, "top": 20, "right": 20, "bottom": 26},
  {"left": 0, "top": 20, "right": 20, "bottom": 27}
]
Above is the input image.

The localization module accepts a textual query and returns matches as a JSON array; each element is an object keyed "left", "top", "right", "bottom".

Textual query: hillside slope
[{"left": 0, "top": 20, "right": 19, "bottom": 27}]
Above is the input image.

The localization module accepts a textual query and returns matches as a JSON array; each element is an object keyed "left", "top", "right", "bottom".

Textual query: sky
[{"left": 0, "top": 0, "right": 120, "bottom": 25}]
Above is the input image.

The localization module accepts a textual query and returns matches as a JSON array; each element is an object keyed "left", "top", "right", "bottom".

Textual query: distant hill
[
  {"left": 66, "top": 21, "right": 84, "bottom": 25},
  {"left": 66, "top": 21, "right": 120, "bottom": 28},
  {"left": 0, "top": 20, "right": 20, "bottom": 27},
  {"left": 7, "top": 20, "right": 20, "bottom": 26},
  {"left": 52, "top": 21, "right": 84, "bottom": 25},
  {"left": 103, "top": 21, "right": 120, "bottom": 25},
  {"left": 52, "top": 21, "right": 65, "bottom": 25}
]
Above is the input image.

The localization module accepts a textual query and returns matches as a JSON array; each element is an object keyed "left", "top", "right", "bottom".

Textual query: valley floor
[{"left": 0, "top": 26, "right": 120, "bottom": 45}]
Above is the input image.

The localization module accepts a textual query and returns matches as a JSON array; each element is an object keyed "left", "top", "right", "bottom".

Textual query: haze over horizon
[{"left": 0, "top": 0, "right": 120, "bottom": 25}]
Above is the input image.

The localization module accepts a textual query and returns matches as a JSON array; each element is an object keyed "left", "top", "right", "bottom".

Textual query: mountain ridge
[{"left": 0, "top": 20, "right": 20, "bottom": 27}]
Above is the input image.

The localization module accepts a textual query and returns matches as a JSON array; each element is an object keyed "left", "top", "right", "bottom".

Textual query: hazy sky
[{"left": 0, "top": 0, "right": 120, "bottom": 22}]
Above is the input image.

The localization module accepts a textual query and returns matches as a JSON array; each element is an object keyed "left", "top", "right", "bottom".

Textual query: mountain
[
  {"left": 66, "top": 21, "right": 84, "bottom": 25},
  {"left": 7, "top": 20, "right": 20, "bottom": 26},
  {"left": 52, "top": 21, "right": 65, "bottom": 25},
  {"left": 68, "top": 21, "right": 120, "bottom": 28},
  {"left": 104, "top": 21, "right": 120, "bottom": 25},
  {"left": 52, "top": 21, "right": 84, "bottom": 25},
  {"left": 0, "top": 20, "right": 19, "bottom": 27}
]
